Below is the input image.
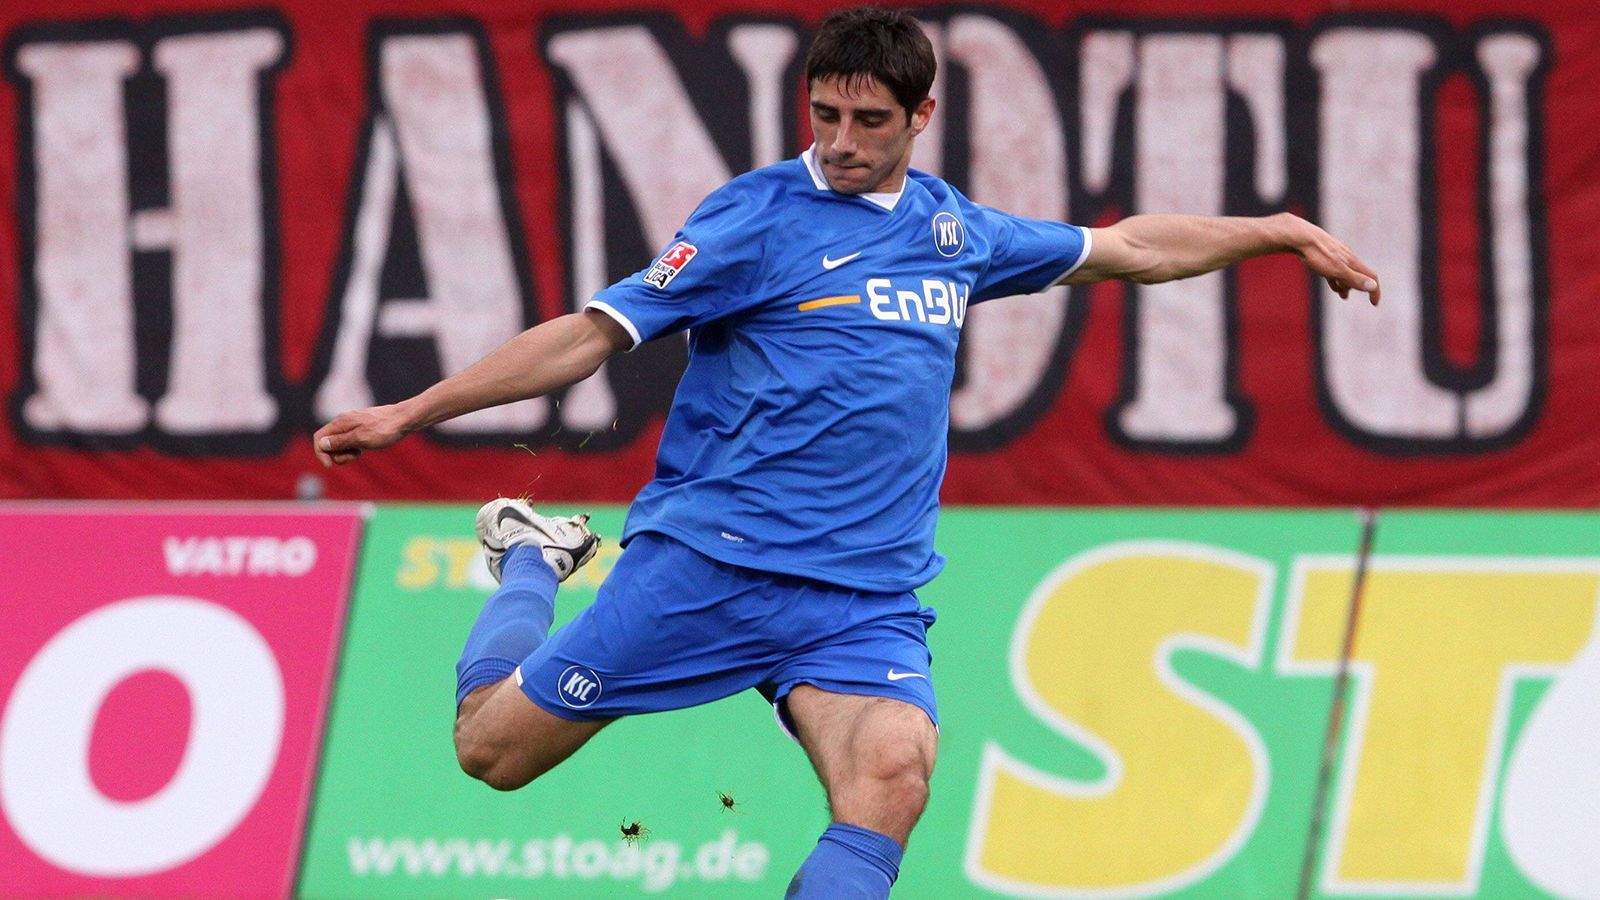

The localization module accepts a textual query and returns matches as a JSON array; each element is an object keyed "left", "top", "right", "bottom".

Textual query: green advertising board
[
  {"left": 1309, "top": 511, "right": 1600, "bottom": 900},
  {"left": 299, "top": 507, "right": 1600, "bottom": 898}
]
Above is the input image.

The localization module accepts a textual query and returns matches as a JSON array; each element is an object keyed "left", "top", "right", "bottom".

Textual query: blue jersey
[{"left": 587, "top": 149, "right": 1090, "bottom": 592}]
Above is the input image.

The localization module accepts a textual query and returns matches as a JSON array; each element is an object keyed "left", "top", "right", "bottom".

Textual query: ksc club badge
[
  {"left": 931, "top": 212, "right": 964, "bottom": 258},
  {"left": 556, "top": 665, "right": 603, "bottom": 708}
]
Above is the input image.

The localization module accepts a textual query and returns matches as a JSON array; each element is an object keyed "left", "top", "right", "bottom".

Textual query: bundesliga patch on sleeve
[{"left": 643, "top": 241, "right": 698, "bottom": 289}]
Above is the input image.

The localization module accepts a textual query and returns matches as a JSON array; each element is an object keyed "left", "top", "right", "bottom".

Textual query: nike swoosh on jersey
[
  {"left": 822, "top": 251, "right": 863, "bottom": 270},
  {"left": 886, "top": 669, "right": 927, "bottom": 681}
]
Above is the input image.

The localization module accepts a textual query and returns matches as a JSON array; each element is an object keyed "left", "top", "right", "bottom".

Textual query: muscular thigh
[
  {"left": 785, "top": 685, "right": 938, "bottom": 843},
  {"left": 788, "top": 686, "right": 937, "bottom": 773}
]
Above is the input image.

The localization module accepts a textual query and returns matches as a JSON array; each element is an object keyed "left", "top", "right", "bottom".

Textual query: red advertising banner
[
  {"left": 0, "top": 0, "right": 1596, "bottom": 505},
  {"left": 0, "top": 504, "right": 362, "bottom": 897}
]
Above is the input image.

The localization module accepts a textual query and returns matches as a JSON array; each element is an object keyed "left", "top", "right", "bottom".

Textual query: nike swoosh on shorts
[{"left": 887, "top": 669, "right": 927, "bottom": 681}]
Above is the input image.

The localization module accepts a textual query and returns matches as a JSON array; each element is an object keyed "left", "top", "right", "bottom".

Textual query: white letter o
[{"left": 0, "top": 596, "right": 285, "bottom": 876}]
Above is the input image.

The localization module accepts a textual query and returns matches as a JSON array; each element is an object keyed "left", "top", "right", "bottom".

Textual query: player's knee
[
  {"left": 849, "top": 744, "right": 931, "bottom": 815},
  {"left": 452, "top": 727, "right": 495, "bottom": 782},
  {"left": 454, "top": 721, "right": 535, "bottom": 791},
  {"left": 456, "top": 743, "right": 535, "bottom": 791},
  {"left": 885, "top": 765, "right": 931, "bottom": 816},
  {"left": 477, "top": 763, "right": 536, "bottom": 792}
]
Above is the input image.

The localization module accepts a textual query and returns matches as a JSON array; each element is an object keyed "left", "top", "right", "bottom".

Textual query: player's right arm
[{"left": 312, "top": 309, "right": 631, "bottom": 467}]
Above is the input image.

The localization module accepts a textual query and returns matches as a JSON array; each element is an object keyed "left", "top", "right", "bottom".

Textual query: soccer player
[{"left": 312, "top": 7, "right": 1380, "bottom": 896}]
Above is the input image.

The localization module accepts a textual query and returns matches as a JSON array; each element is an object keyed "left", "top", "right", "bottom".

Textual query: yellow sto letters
[{"left": 967, "top": 542, "right": 1273, "bottom": 896}]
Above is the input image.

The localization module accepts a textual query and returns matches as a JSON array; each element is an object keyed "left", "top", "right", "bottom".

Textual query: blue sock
[
  {"left": 455, "top": 545, "right": 558, "bottom": 706},
  {"left": 785, "top": 823, "right": 903, "bottom": 899}
]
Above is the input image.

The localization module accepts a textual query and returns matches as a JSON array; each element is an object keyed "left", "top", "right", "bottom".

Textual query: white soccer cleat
[{"left": 475, "top": 498, "right": 600, "bottom": 584}]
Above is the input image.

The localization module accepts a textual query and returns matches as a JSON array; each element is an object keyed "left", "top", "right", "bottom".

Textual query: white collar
[{"left": 801, "top": 146, "right": 904, "bottom": 212}]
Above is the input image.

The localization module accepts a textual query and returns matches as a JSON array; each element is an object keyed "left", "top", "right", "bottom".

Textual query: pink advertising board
[{"left": 0, "top": 504, "right": 364, "bottom": 898}]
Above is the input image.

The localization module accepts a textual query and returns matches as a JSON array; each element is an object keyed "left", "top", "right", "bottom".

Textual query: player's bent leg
[
  {"left": 454, "top": 676, "right": 608, "bottom": 791},
  {"left": 786, "top": 685, "right": 937, "bottom": 845},
  {"left": 456, "top": 500, "right": 600, "bottom": 704},
  {"left": 452, "top": 498, "right": 605, "bottom": 790},
  {"left": 783, "top": 685, "right": 937, "bottom": 898}
]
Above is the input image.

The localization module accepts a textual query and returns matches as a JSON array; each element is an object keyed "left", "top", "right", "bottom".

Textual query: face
[{"left": 808, "top": 74, "right": 934, "bottom": 195}]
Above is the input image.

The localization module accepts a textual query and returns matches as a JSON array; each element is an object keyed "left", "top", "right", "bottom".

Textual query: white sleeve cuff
[
  {"left": 584, "top": 300, "right": 643, "bottom": 350},
  {"left": 1050, "top": 225, "right": 1094, "bottom": 285}
]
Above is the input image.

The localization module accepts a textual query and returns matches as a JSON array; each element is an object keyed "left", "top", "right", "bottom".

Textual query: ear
[{"left": 909, "top": 96, "right": 936, "bottom": 136}]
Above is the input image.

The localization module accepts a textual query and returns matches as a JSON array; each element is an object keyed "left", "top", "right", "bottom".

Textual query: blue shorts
[{"left": 515, "top": 531, "right": 938, "bottom": 733}]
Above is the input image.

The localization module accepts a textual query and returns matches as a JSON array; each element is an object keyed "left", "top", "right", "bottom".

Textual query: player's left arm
[{"left": 1058, "top": 212, "right": 1381, "bottom": 305}]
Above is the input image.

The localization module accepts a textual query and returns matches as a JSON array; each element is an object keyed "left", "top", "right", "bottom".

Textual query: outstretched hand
[
  {"left": 312, "top": 404, "right": 411, "bottom": 467},
  {"left": 1291, "top": 218, "right": 1382, "bottom": 306}
]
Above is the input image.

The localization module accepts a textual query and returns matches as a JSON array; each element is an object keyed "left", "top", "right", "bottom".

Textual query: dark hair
[{"left": 804, "top": 7, "right": 936, "bottom": 119}]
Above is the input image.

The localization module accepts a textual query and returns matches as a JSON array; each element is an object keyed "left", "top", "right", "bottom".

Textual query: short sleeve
[
  {"left": 964, "top": 201, "right": 1092, "bottom": 305},
  {"left": 585, "top": 184, "right": 768, "bottom": 347}
]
